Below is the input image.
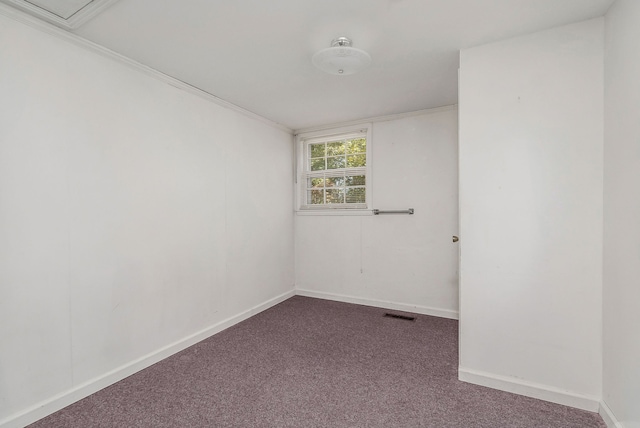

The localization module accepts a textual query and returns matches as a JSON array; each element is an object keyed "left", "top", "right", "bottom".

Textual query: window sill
[{"left": 295, "top": 209, "right": 373, "bottom": 216}]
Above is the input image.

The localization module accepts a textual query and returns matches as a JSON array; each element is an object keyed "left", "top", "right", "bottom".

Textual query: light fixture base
[{"left": 331, "top": 37, "right": 353, "bottom": 48}]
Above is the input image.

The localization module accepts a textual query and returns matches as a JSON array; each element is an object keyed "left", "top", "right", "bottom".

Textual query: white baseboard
[
  {"left": 295, "top": 289, "right": 459, "bottom": 320},
  {"left": 0, "top": 289, "right": 295, "bottom": 428},
  {"left": 458, "top": 367, "right": 600, "bottom": 412},
  {"left": 599, "top": 401, "right": 625, "bottom": 428}
]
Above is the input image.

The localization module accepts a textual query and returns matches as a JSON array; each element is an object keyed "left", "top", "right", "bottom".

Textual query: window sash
[{"left": 300, "top": 167, "right": 367, "bottom": 209}]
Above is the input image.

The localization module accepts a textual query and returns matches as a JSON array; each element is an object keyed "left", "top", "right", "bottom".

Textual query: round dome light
[{"left": 312, "top": 37, "right": 371, "bottom": 76}]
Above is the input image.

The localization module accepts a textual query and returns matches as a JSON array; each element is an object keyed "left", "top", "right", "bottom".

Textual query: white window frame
[{"left": 295, "top": 124, "right": 372, "bottom": 215}]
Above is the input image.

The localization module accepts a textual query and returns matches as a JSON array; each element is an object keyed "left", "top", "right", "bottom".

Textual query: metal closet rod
[{"left": 372, "top": 208, "right": 414, "bottom": 215}]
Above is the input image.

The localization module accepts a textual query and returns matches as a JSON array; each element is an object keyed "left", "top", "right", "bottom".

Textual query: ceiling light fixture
[{"left": 312, "top": 37, "right": 371, "bottom": 76}]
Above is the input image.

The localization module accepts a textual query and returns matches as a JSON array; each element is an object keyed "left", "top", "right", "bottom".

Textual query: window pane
[
  {"left": 346, "top": 187, "right": 366, "bottom": 203},
  {"left": 326, "top": 188, "right": 345, "bottom": 204},
  {"left": 326, "top": 141, "right": 346, "bottom": 156},
  {"left": 311, "top": 158, "right": 326, "bottom": 171},
  {"left": 347, "top": 138, "right": 366, "bottom": 154},
  {"left": 327, "top": 156, "right": 346, "bottom": 169},
  {"left": 308, "top": 189, "right": 325, "bottom": 204},
  {"left": 309, "top": 177, "right": 324, "bottom": 187},
  {"left": 325, "top": 177, "right": 344, "bottom": 188},
  {"left": 346, "top": 175, "right": 366, "bottom": 186},
  {"left": 347, "top": 154, "right": 366, "bottom": 167},
  {"left": 310, "top": 143, "right": 325, "bottom": 158}
]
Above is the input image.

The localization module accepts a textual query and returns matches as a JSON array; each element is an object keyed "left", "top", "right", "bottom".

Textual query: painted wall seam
[{"left": 599, "top": 401, "right": 624, "bottom": 428}]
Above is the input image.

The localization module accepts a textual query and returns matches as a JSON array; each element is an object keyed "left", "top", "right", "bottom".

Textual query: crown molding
[
  {"left": 294, "top": 104, "right": 457, "bottom": 135},
  {"left": 0, "top": 3, "right": 293, "bottom": 135}
]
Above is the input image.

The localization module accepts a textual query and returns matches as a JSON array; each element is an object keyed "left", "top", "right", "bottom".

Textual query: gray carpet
[{"left": 29, "top": 296, "right": 606, "bottom": 427}]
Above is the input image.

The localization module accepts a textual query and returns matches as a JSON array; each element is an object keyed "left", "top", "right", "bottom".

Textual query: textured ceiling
[{"left": 71, "top": 0, "right": 614, "bottom": 130}]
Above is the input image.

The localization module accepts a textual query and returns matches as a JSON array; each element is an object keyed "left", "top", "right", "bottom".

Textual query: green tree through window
[{"left": 301, "top": 135, "right": 367, "bottom": 209}]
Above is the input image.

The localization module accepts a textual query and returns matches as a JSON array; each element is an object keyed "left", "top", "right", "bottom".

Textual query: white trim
[
  {"left": 66, "top": 0, "right": 119, "bottom": 28},
  {"left": 0, "top": 289, "right": 295, "bottom": 428},
  {"left": 295, "top": 289, "right": 459, "bottom": 320},
  {"left": 294, "top": 105, "right": 457, "bottom": 134},
  {"left": 0, "top": 3, "right": 292, "bottom": 135},
  {"left": 457, "top": 367, "right": 601, "bottom": 412},
  {"left": 300, "top": 130, "right": 366, "bottom": 144},
  {"left": 599, "top": 401, "right": 625, "bottom": 428}
]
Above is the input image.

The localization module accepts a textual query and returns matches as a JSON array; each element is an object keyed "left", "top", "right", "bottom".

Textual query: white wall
[
  {"left": 458, "top": 19, "right": 604, "bottom": 410},
  {"left": 603, "top": 1, "right": 640, "bottom": 426},
  {"left": 295, "top": 108, "right": 459, "bottom": 318},
  {"left": 0, "top": 13, "right": 294, "bottom": 427}
]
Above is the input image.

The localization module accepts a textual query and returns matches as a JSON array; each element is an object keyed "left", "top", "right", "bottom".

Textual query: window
[{"left": 296, "top": 125, "right": 371, "bottom": 212}]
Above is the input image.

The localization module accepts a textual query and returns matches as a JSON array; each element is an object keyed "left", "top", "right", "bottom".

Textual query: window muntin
[{"left": 299, "top": 131, "right": 368, "bottom": 210}]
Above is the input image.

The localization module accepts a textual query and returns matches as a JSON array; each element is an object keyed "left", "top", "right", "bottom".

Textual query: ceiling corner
[{"left": 0, "top": 0, "right": 119, "bottom": 29}]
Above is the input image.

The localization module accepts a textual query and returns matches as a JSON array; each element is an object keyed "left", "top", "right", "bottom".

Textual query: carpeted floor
[{"left": 29, "top": 296, "right": 606, "bottom": 427}]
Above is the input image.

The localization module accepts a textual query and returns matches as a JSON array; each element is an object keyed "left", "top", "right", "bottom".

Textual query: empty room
[{"left": 0, "top": 0, "right": 638, "bottom": 427}]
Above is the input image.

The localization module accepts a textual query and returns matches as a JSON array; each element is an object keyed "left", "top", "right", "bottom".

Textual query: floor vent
[{"left": 384, "top": 313, "right": 416, "bottom": 321}]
